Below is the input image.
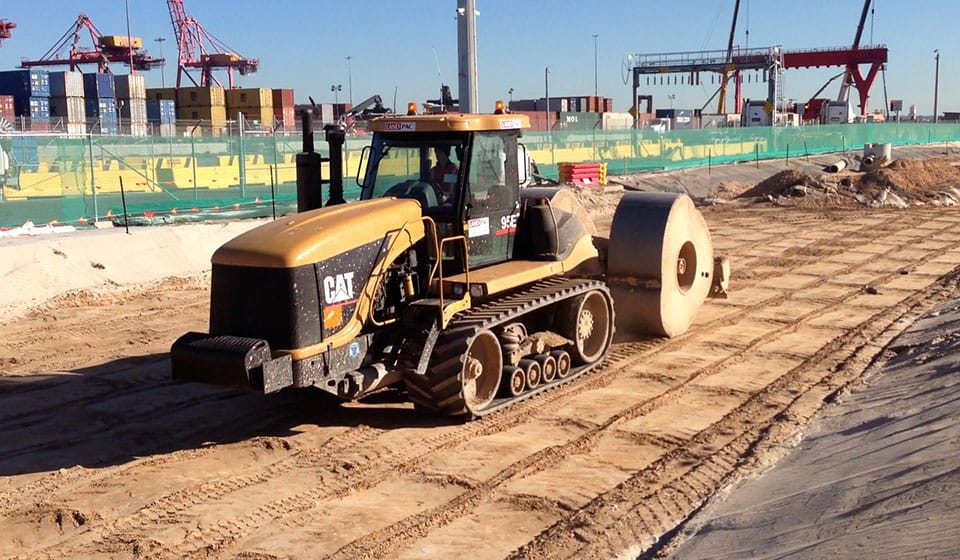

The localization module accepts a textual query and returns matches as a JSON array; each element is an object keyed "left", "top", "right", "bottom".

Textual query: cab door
[{"left": 463, "top": 132, "right": 521, "bottom": 269}]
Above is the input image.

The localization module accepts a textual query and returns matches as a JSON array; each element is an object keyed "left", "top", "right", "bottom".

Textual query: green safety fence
[{"left": 2, "top": 121, "right": 960, "bottom": 229}]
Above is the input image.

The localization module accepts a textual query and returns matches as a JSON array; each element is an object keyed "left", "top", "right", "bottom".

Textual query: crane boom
[
  {"left": 838, "top": 0, "right": 872, "bottom": 102},
  {"left": 166, "top": 0, "right": 259, "bottom": 88},
  {"left": 19, "top": 14, "right": 162, "bottom": 73}
]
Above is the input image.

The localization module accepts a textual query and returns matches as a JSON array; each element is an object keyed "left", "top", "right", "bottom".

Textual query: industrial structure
[
  {"left": 19, "top": 14, "right": 163, "bottom": 73},
  {"left": 0, "top": 20, "right": 14, "bottom": 47},
  {"left": 623, "top": 0, "right": 886, "bottom": 124},
  {"left": 166, "top": 0, "right": 259, "bottom": 88}
]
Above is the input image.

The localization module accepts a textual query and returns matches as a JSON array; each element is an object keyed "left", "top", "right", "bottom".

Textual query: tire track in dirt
[{"left": 4, "top": 208, "right": 960, "bottom": 559}]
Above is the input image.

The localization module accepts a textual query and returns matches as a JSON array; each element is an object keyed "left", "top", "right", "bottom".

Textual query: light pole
[
  {"left": 544, "top": 67, "right": 550, "bottom": 133},
  {"left": 933, "top": 49, "right": 940, "bottom": 123},
  {"left": 346, "top": 56, "right": 353, "bottom": 105},
  {"left": 668, "top": 94, "right": 675, "bottom": 109},
  {"left": 155, "top": 37, "right": 166, "bottom": 88},
  {"left": 331, "top": 84, "right": 342, "bottom": 104},
  {"left": 593, "top": 34, "right": 599, "bottom": 97},
  {"left": 508, "top": 88, "right": 514, "bottom": 104}
]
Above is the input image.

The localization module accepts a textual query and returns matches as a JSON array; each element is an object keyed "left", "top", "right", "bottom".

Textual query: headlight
[{"left": 470, "top": 284, "right": 485, "bottom": 298}]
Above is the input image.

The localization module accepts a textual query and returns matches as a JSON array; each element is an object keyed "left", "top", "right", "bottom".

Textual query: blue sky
[{"left": 0, "top": 1, "right": 956, "bottom": 116}]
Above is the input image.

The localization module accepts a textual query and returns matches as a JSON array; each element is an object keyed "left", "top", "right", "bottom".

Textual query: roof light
[
  {"left": 494, "top": 100, "right": 506, "bottom": 114},
  {"left": 407, "top": 102, "right": 418, "bottom": 115}
]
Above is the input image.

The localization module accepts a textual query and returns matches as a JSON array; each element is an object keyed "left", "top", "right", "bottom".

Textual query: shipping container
[
  {"left": 85, "top": 97, "right": 118, "bottom": 120},
  {"left": 177, "top": 86, "right": 226, "bottom": 107},
  {"left": 601, "top": 112, "right": 634, "bottom": 130},
  {"left": 114, "top": 74, "right": 146, "bottom": 99},
  {"left": 274, "top": 105, "right": 296, "bottom": 130},
  {"left": 29, "top": 118, "right": 51, "bottom": 132},
  {"left": 226, "top": 106, "right": 274, "bottom": 126},
  {"left": 158, "top": 122, "right": 177, "bottom": 137},
  {"left": 271, "top": 88, "right": 295, "bottom": 108},
  {"left": 603, "top": 98, "right": 614, "bottom": 113},
  {"left": 99, "top": 35, "right": 143, "bottom": 49},
  {"left": 0, "top": 69, "right": 50, "bottom": 98},
  {"left": 557, "top": 111, "right": 601, "bottom": 131},
  {"left": 226, "top": 87, "right": 272, "bottom": 109},
  {"left": 177, "top": 104, "right": 227, "bottom": 124},
  {"left": 0, "top": 95, "right": 14, "bottom": 120},
  {"left": 656, "top": 108, "right": 694, "bottom": 129},
  {"left": 146, "top": 99, "right": 177, "bottom": 124},
  {"left": 82, "top": 73, "right": 115, "bottom": 99},
  {"left": 122, "top": 121, "right": 148, "bottom": 137},
  {"left": 508, "top": 99, "right": 538, "bottom": 112},
  {"left": 120, "top": 98, "right": 148, "bottom": 122},
  {"left": 49, "top": 71, "right": 84, "bottom": 98},
  {"left": 14, "top": 96, "right": 50, "bottom": 118},
  {"left": 50, "top": 96, "right": 86, "bottom": 122},
  {"left": 146, "top": 87, "right": 178, "bottom": 102},
  {"left": 510, "top": 110, "right": 557, "bottom": 132},
  {"left": 49, "top": 119, "right": 87, "bottom": 135}
]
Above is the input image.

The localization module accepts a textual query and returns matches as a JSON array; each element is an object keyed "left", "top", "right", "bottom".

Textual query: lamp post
[
  {"left": 933, "top": 49, "right": 940, "bottom": 123},
  {"left": 346, "top": 56, "right": 353, "bottom": 105},
  {"left": 593, "top": 34, "right": 599, "bottom": 97},
  {"left": 508, "top": 88, "right": 514, "bottom": 104},
  {"left": 668, "top": 94, "right": 675, "bottom": 109},
  {"left": 331, "top": 84, "right": 341, "bottom": 104},
  {"left": 544, "top": 67, "right": 550, "bottom": 134},
  {"left": 155, "top": 37, "right": 166, "bottom": 87}
]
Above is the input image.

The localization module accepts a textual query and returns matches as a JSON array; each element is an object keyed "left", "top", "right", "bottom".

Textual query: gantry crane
[
  {"left": 166, "top": 0, "right": 259, "bottom": 88},
  {"left": 19, "top": 14, "right": 163, "bottom": 73},
  {"left": 0, "top": 20, "right": 15, "bottom": 46}
]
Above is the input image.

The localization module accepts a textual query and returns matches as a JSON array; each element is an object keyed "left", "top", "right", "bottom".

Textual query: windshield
[{"left": 362, "top": 134, "right": 466, "bottom": 207}]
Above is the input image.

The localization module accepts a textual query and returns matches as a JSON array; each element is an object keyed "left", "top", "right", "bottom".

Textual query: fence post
[
  {"left": 786, "top": 144, "right": 790, "bottom": 166},
  {"left": 87, "top": 133, "right": 98, "bottom": 222},
  {"left": 755, "top": 143, "right": 759, "bottom": 168}
]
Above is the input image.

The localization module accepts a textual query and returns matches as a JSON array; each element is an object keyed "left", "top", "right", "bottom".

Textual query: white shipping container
[
  {"left": 125, "top": 121, "right": 148, "bottom": 137},
  {"left": 158, "top": 122, "right": 177, "bottom": 137},
  {"left": 49, "top": 71, "right": 85, "bottom": 98},
  {"left": 65, "top": 122, "right": 87, "bottom": 135},
  {"left": 50, "top": 96, "right": 87, "bottom": 123},
  {"left": 119, "top": 98, "right": 148, "bottom": 122},
  {"left": 601, "top": 112, "right": 634, "bottom": 130},
  {"left": 114, "top": 74, "right": 147, "bottom": 99}
]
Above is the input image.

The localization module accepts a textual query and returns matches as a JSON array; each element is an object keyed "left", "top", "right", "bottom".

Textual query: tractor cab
[{"left": 359, "top": 110, "right": 530, "bottom": 271}]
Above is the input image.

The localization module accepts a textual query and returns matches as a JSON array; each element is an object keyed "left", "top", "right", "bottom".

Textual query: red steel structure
[
  {"left": 166, "top": 0, "right": 259, "bottom": 88},
  {"left": 0, "top": 20, "right": 15, "bottom": 46},
  {"left": 19, "top": 14, "right": 163, "bottom": 73}
]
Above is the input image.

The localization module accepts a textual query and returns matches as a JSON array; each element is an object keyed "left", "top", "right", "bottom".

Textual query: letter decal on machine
[
  {"left": 323, "top": 272, "right": 356, "bottom": 305},
  {"left": 496, "top": 212, "right": 519, "bottom": 236},
  {"left": 467, "top": 217, "right": 490, "bottom": 238},
  {"left": 383, "top": 122, "right": 416, "bottom": 132}
]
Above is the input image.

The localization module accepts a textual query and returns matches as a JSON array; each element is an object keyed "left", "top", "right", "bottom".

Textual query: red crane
[
  {"left": 166, "top": 0, "right": 259, "bottom": 88},
  {"left": 0, "top": 20, "right": 15, "bottom": 46},
  {"left": 19, "top": 14, "right": 163, "bottom": 73}
]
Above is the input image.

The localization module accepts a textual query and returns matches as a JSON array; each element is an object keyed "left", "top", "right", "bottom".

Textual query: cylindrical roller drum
[
  {"left": 608, "top": 192, "right": 713, "bottom": 337},
  {"left": 551, "top": 350, "right": 571, "bottom": 378},
  {"left": 499, "top": 365, "right": 525, "bottom": 397},
  {"left": 535, "top": 353, "right": 558, "bottom": 383}
]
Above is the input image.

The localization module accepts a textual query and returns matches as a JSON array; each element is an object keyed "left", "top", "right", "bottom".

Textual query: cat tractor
[{"left": 170, "top": 102, "right": 729, "bottom": 418}]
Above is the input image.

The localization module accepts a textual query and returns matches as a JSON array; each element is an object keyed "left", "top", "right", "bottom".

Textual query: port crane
[
  {"left": 19, "top": 14, "right": 163, "bottom": 73},
  {"left": 166, "top": 0, "right": 259, "bottom": 88},
  {"left": 0, "top": 20, "right": 15, "bottom": 47}
]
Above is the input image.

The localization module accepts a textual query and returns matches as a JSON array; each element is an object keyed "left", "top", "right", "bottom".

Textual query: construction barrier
[{"left": 559, "top": 162, "right": 607, "bottom": 186}]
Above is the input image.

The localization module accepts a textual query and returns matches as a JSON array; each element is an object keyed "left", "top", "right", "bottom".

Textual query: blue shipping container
[
  {"left": 85, "top": 97, "right": 118, "bottom": 120},
  {"left": 146, "top": 99, "right": 176, "bottom": 124},
  {"left": 12, "top": 96, "right": 50, "bottom": 118},
  {"left": 0, "top": 69, "right": 50, "bottom": 98},
  {"left": 82, "top": 73, "right": 116, "bottom": 99}
]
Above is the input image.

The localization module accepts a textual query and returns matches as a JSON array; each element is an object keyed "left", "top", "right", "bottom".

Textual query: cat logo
[{"left": 323, "top": 272, "right": 356, "bottom": 305}]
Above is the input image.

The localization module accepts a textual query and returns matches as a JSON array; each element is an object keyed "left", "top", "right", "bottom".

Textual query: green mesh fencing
[{"left": 3, "top": 122, "right": 960, "bottom": 228}]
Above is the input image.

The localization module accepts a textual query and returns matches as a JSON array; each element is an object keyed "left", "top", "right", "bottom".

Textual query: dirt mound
[{"left": 739, "top": 157, "right": 960, "bottom": 208}]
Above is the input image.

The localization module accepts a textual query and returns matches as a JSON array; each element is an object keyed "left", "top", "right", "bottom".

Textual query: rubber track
[{"left": 404, "top": 277, "right": 612, "bottom": 418}]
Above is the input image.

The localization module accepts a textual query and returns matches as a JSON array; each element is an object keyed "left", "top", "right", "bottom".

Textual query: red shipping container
[
  {"left": 603, "top": 98, "right": 614, "bottom": 112},
  {"left": 271, "top": 88, "right": 295, "bottom": 109},
  {"left": 0, "top": 95, "right": 14, "bottom": 120},
  {"left": 274, "top": 106, "right": 296, "bottom": 130}
]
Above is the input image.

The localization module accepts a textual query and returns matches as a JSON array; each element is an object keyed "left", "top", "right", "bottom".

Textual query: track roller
[
  {"left": 535, "top": 353, "right": 557, "bottom": 383},
  {"left": 551, "top": 350, "right": 571, "bottom": 378},
  {"left": 500, "top": 365, "right": 525, "bottom": 397},
  {"left": 607, "top": 192, "right": 714, "bottom": 338},
  {"left": 518, "top": 358, "right": 542, "bottom": 389}
]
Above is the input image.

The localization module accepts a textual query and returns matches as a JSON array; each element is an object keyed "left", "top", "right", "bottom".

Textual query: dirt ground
[{"left": 2, "top": 149, "right": 960, "bottom": 559}]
